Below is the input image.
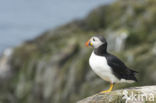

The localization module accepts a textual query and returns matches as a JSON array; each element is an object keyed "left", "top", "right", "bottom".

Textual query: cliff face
[
  {"left": 78, "top": 85, "right": 156, "bottom": 103},
  {"left": 0, "top": 0, "right": 156, "bottom": 103}
]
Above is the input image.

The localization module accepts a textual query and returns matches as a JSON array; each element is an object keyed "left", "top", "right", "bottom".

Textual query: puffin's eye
[{"left": 93, "top": 38, "right": 95, "bottom": 41}]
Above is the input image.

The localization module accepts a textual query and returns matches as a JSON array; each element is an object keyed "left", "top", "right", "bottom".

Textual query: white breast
[{"left": 89, "top": 52, "right": 119, "bottom": 83}]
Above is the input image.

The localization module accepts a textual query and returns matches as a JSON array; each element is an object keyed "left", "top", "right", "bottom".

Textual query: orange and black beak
[{"left": 85, "top": 40, "right": 93, "bottom": 47}]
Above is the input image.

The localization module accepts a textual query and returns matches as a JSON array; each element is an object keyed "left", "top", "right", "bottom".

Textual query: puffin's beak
[{"left": 85, "top": 40, "right": 93, "bottom": 47}]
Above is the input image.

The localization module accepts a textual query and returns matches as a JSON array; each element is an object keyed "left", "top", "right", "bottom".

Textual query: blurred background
[
  {"left": 0, "top": 0, "right": 156, "bottom": 103},
  {"left": 0, "top": 0, "right": 113, "bottom": 53}
]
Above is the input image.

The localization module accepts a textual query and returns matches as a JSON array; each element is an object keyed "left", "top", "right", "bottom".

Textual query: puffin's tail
[{"left": 129, "top": 69, "right": 138, "bottom": 82}]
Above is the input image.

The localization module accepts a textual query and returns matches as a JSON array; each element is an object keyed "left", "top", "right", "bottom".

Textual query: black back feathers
[{"left": 105, "top": 54, "right": 137, "bottom": 81}]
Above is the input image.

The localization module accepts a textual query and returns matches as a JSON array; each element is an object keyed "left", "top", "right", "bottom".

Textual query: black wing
[{"left": 105, "top": 53, "right": 137, "bottom": 81}]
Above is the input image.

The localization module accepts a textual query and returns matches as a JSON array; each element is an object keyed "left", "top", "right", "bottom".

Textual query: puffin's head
[{"left": 85, "top": 35, "right": 107, "bottom": 49}]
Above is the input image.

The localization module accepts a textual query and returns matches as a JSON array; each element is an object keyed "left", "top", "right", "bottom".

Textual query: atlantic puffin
[{"left": 85, "top": 35, "right": 137, "bottom": 93}]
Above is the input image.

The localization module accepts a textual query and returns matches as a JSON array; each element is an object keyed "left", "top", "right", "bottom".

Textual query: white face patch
[{"left": 90, "top": 37, "right": 104, "bottom": 48}]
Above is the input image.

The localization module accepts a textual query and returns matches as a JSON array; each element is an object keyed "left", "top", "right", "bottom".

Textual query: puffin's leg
[{"left": 100, "top": 83, "right": 114, "bottom": 93}]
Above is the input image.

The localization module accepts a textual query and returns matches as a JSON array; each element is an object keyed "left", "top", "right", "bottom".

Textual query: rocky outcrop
[
  {"left": 78, "top": 86, "right": 156, "bottom": 103},
  {"left": 0, "top": 48, "right": 13, "bottom": 79}
]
